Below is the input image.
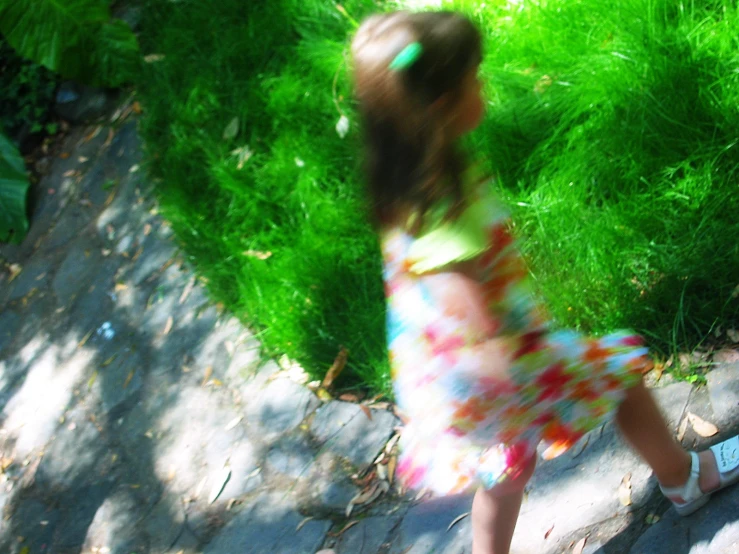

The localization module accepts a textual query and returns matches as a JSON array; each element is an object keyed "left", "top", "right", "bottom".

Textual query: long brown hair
[{"left": 351, "top": 11, "right": 482, "bottom": 227}]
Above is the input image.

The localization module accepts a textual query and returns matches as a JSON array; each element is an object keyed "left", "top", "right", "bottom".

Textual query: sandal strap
[
  {"left": 709, "top": 436, "right": 739, "bottom": 477},
  {"left": 659, "top": 451, "right": 702, "bottom": 504}
]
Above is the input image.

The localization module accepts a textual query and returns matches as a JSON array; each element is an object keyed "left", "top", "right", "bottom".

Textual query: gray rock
[
  {"left": 706, "top": 364, "right": 739, "bottom": 428},
  {"left": 125, "top": 233, "right": 179, "bottom": 285},
  {"left": 5, "top": 499, "right": 60, "bottom": 552},
  {"left": 2, "top": 343, "right": 95, "bottom": 456},
  {"left": 295, "top": 451, "right": 358, "bottom": 513},
  {"left": 52, "top": 481, "right": 116, "bottom": 550},
  {"left": 52, "top": 236, "right": 103, "bottom": 304},
  {"left": 96, "top": 174, "right": 148, "bottom": 238},
  {"left": 55, "top": 82, "right": 119, "bottom": 123},
  {"left": 582, "top": 540, "right": 606, "bottom": 554},
  {"left": 245, "top": 377, "right": 320, "bottom": 441},
  {"left": 93, "top": 347, "right": 143, "bottom": 413},
  {"left": 82, "top": 487, "right": 150, "bottom": 553},
  {"left": 0, "top": 310, "right": 21, "bottom": 355},
  {"left": 43, "top": 203, "right": 93, "bottom": 251},
  {"left": 387, "top": 495, "right": 473, "bottom": 554},
  {"left": 267, "top": 435, "right": 316, "bottom": 479},
  {"left": 630, "top": 487, "right": 739, "bottom": 553},
  {"left": 7, "top": 256, "right": 53, "bottom": 301},
  {"left": 335, "top": 513, "right": 404, "bottom": 554},
  {"left": 218, "top": 439, "right": 263, "bottom": 501},
  {"left": 311, "top": 401, "right": 399, "bottom": 469},
  {"left": 203, "top": 492, "right": 332, "bottom": 554},
  {"left": 512, "top": 382, "right": 693, "bottom": 553},
  {"left": 35, "top": 407, "right": 108, "bottom": 491},
  {"left": 77, "top": 162, "right": 112, "bottom": 207},
  {"left": 143, "top": 497, "right": 187, "bottom": 550}
]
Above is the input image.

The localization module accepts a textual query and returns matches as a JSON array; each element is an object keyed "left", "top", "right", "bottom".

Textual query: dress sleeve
[{"left": 406, "top": 179, "right": 503, "bottom": 274}]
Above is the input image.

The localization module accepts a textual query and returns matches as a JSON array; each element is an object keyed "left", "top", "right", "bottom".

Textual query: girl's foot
[{"left": 660, "top": 436, "right": 739, "bottom": 516}]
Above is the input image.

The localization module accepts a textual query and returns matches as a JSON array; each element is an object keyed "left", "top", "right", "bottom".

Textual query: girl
[{"left": 350, "top": 10, "right": 739, "bottom": 554}]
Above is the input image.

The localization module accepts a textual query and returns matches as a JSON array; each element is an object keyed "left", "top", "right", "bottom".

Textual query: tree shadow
[{"left": 0, "top": 120, "right": 265, "bottom": 553}]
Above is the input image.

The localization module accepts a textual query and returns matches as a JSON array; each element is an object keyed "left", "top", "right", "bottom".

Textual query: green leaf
[
  {"left": 0, "top": 132, "right": 29, "bottom": 244},
  {"left": 0, "top": 0, "right": 140, "bottom": 87}
]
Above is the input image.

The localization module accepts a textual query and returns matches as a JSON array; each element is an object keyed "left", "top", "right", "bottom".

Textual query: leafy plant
[
  {"left": 0, "top": 132, "right": 29, "bottom": 243},
  {"left": 0, "top": 0, "right": 140, "bottom": 88},
  {"left": 0, "top": 38, "right": 59, "bottom": 139}
]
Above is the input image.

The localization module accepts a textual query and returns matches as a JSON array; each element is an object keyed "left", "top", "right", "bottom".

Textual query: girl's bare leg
[
  {"left": 471, "top": 455, "right": 536, "bottom": 554},
  {"left": 616, "top": 379, "right": 720, "bottom": 492}
]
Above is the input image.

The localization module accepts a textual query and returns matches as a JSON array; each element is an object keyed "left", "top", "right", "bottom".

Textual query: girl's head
[{"left": 351, "top": 11, "right": 484, "bottom": 224}]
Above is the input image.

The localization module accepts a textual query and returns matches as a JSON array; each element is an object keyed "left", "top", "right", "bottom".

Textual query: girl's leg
[
  {"left": 615, "top": 379, "right": 720, "bottom": 492},
  {"left": 472, "top": 455, "right": 537, "bottom": 554}
]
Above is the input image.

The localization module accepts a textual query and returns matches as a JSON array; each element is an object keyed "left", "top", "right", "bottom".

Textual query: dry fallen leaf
[
  {"left": 677, "top": 415, "right": 690, "bottom": 442},
  {"left": 322, "top": 347, "right": 348, "bottom": 389},
  {"left": 224, "top": 416, "right": 243, "bottom": 431},
  {"left": 202, "top": 366, "right": 213, "bottom": 386},
  {"left": 329, "top": 520, "right": 359, "bottom": 537},
  {"left": 359, "top": 404, "right": 373, "bottom": 421},
  {"left": 223, "top": 117, "right": 239, "bottom": 141},
  {"left": 103, "top": 128, "right": 115, "bottom": 148},
  {"left": 544, "top": 523, "right": 555, "bottom": 539},
  {"left": 132, "top": 101, "right": 143, "bottom": 114},
  {"left": 618, "top": 472, "right": 632, "bottom": 506},
  {"left": 7, "top": 263, "right": 22, "bottom": 282},
  {"left": 376, "top": 463, "right": 388, "bottom": 481},
  {"left": 179, "top": 276, "right": 196, "bottom": 305},
  {"left": 346, "top": 482, "right": 384, "bottom": 517},
  {"left": 572, "top": 536, "right": 588, "bottom": 554},
  {"left": 385, "top": 433, "right": 401, "bottom": 455},
  {"left": 387, "top": 455, "right": 397, "bottom": 485},
  {"left": 123, "top": 370, "right": 135, "bottom": 389},
  {"left": 163, "top": 316, "right": 174, "bottom": 335},
  {"left": 687, "top": 412, "right": 719, "bottom": 437},
  {"left": 231, "top": 145, "right": 253, "bottom": 170},
  {"left": 208, "top": 467, "right": 231, "bottom": 504},
  {"left": 242, "top": 250, "right": 272, "bottom": 260},
  {"left": 446, "top": 512, "right": 470, "bottom": 532},
  {"left": 296, "top": 516, "right": 314, "bottom": 532},
  {"left": 339, "top": 393, "right": 359, "bottom": 402}
]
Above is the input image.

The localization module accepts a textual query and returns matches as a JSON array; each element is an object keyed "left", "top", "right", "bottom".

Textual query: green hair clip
[{"left": 389, "top": 42, "right": 423, "bottom": 71}]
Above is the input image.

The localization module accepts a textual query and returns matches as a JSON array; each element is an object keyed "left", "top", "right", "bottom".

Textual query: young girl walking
[{"left": 351, "top": 11, "right": 739, "bottom": 554}]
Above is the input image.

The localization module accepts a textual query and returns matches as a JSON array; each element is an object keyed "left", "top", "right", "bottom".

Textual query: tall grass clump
[
  {"left": 138, "top": 0, "right": 739, "bottom": 393},
  {"left": 137, "top": 0, "right": 391, "bottom": 391},
  {"left": 462, "top": 0, "right": 739, "bottom": 356}
]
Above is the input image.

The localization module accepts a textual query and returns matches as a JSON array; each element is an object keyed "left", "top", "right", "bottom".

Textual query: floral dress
[{"left": 382, "top": 177, "right": 648, "bottom": 496}]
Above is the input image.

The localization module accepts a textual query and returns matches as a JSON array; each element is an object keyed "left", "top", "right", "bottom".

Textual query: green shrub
[
  {"left": 0, "top": 38, "right": 59, "bottom": 138},
  {"left": 0, "top": 0, "right": 140, "bottom": 87}
]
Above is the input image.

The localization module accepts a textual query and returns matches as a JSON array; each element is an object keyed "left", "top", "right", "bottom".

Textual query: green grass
[
  {"left": 462, "top": 0, "right": 739, "bottom": 360},
  {"left": 137, "top": 0, "right": 391, "bottom": 392},
  {"left": 137, "top": 0, "right": 739, "bottom": 392}
]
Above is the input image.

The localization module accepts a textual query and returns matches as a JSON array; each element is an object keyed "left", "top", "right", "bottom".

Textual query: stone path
[{"left": 0, "top": 110, "right": 737, "bottom": 554}]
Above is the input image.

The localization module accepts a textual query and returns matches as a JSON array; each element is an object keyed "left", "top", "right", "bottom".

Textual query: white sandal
[{"left": 659, "top": 435, "right": 739, "bottom": 516}]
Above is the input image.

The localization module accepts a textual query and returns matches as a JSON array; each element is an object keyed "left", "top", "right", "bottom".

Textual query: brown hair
[{"left": 351, "top": 11, "right": 482, "bottom": 227}]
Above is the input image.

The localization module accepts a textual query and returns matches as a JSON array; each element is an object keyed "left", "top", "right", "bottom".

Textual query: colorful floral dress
[{"left": 382, "top": 177, "right": 648, "bottom": 496}]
